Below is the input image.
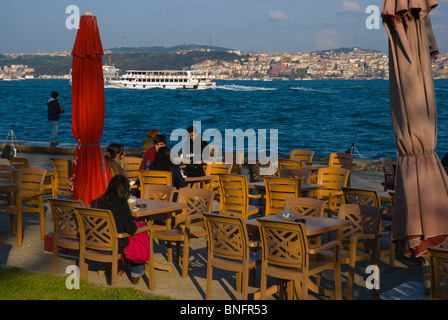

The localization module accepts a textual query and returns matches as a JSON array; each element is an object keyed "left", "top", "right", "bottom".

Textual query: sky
[{"left": 1, "top": 0, "right": 447, "bottom": 54}]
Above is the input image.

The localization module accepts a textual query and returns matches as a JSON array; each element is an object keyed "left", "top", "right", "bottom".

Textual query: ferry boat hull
[{"left": 105, "top": 70, "right": 216, "bottom": 90}]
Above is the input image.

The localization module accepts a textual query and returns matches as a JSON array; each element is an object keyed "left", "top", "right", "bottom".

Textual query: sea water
[{"left": 1, "top": 78, "right": 447, "bottom": 160}]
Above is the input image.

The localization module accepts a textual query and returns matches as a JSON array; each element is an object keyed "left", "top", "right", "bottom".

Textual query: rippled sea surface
[{"left": 1, "top": 78, "right": 447, "bottom": 159}]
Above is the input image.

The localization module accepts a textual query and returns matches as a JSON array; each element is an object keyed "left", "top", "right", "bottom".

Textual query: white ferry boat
[
  {"left": 106, "top": 70, "right": 216, "bottom": 90},
  {"left": 69, "top": 64, "right": 120, "bottom": 86}
]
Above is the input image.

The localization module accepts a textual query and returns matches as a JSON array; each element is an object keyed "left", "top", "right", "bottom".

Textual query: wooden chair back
[
  {"left": 379, "top": 157, "right": 396, "bottom": 191},
  {"left": 50, "top": 158, "right": 73, "bottom": 198},
  {"left": 203, "top": 212, "right": 250, "bottom": 263},
  {"left": 248, "top": 161, "right": 274, "bottom": 182},
  {"left": 283, "top": 197, "right": 326, "bottom": 217},
  {"left": 47, "top": 198, "right": 84, "bottom": 273},
  {"left": 175, "top": 188, "right": 215, "bottom": 234},
  {"left": 48, "top": 198, "right": 84, "bottom": 240},
  {"left": 8, "top": 157, "right": 30, "bottom": 182},
  {"left": 290, "top": 149, "right": 314, "bottom": 163},
  {"left": 258, "top": 219, "right": 308, "bottom": 272},
  {"left": 335, "top": 204, "right": 382, "bottom": 248},
  {"left": 0, "top": 164, "right": 14, "bottom": 207},
  {"left": 142, "top": 184, "right": 175, "bottom": 201},
  {"left": 11, "top": 167, "right": 47, "bottom": 245},
  {"left": 204, "top": 162, "right": 232, "bottom": 193},
  {"left": 277, "top": 159, "right": 303, "bottom": 177},
  {"left": 329, "top": 153, "right": 354, "bottom": 169},
  {"left": 205, "top": 162, "right": 233, "bottom": 175},
  {"left": 177, "top": 187, "right": 215, "bottom": 217},
  {"left": 428, "top": 246, "right": 448, "bottom": 300},
  {"left": 263, "top": 177, "right": 300, "bottom": 216},
  {"left": 315, "top": 167, "right": 350, "bottom": 213},
  {"left": 218, "top": 174, "right": 250, "bottom": 219},
  {"left": 342, "top": 187, "right": 381, "bottom": 207},
  {"left": 121, "top": 157, "right": 143, "bottom": 181},
  {"left": 16, "top": 167, "right": 47, "bottom": 210},
  {"left": 138, "top": 170, "right": 173, "bottom": 195},
  {"left": 0, "top": 164, "right": 14, "bottom": 183}
]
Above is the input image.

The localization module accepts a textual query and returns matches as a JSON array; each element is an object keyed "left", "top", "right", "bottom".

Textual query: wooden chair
[
  {"left": 8, "top": 157, "right": 30, "bottom": 182},
  {"left": 282, "top": 197, "right": 326, "bottom": 217},
  {"left": 6, "top": 167, "right": 47, "bottom": 246},
  {"left": 73, "top": 206, "right": 154, "bottom": 288},
  {"left": 218, "top": 174, "right": 262, "bottom": 220},
  {"left": 428, "top": 246, "right": 448, "bottom": 300},
  {"left": 202, "top": 212, "right": 260, "bottom": 300},
  {"left": 47, "top": 198, "right": 84, "bottom": 274},
  {"left": 279, "top": 168, "right": 311, "bottom": 183},
  {"left": 277, "top": 159, "right": 303, "bottom": 177},
  {"left": 50, "top": 158, "right": 73, "bottom": 198},
  {"left": 379, "top": 157, "right": 396, "bottom": 191},
  {"left": 141, "top": 183, "right": 176, "bottom": 230},
  {"left": 248, "top": 161, "right": 275, "bottom": 182},
  {"left": 282, "top": 197, "right": 327, "bottom": 247},
  {"left": 121, "top": 157, "right": 143, "bottom": 190},
  {"left": 138, "top": 170, "right": 173, "bottom": 195},
  {"left": 263, "top": 177, "right": 300, "bottom": 216},
  {"left": 0, "top": 164, "right": 14, "bottom": 207},
  {"left": 319, "top": 204, "right": 382, "bottom": 300},
  {"left": 290, "top": 149, "right": 314, "bottom": 164},
  {"left": 204, "top": 162, "right": 232, "bottom": 194},
  {"left": 257, "top": 219, "right": 342, "bottom": 300},
  {"left": 329, "top": 153, "right": 354, "bottom": 169},
  {"left": 315, "top": 167, "right": 350, "bottom": 218},
  {"left": 342, "top": 186, "right": 395, "bottom": 266},
  {"left": 152, "top": 188, "right": 215, "bottom": 278},
  {"left": 141, "top": 184, "right": 175, "bottom": 202}
]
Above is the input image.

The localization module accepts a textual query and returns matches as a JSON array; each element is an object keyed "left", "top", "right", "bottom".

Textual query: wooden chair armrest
[
  {"left": 248, "top": 193, "right": 262, "bottom": 199},
  {"left": 117, "top": 226, "right": 153, "bottom": 238},
  {"left": 309, "top": 240, "right": 342, "bottom": 255}
]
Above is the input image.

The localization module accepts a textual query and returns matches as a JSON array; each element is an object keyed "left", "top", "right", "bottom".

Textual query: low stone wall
[{"left": 3, "top": 141, "right": 383, "bottom": 172}]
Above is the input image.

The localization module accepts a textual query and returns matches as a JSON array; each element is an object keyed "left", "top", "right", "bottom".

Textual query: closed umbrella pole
[
  {"left": 69, "top": 12, "right": 110, "bottom": 204},
  {"left": 382, "top": 0, "right": 448, "bottom": 257}
]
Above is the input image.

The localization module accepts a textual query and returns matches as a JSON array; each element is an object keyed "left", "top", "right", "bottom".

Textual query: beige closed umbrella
[{"left": 382, "top": 0, "right": 448, "bottom": 257}]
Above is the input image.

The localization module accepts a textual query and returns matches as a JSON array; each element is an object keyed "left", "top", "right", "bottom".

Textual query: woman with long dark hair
[
  {"left": 149, "top": 146, "right": 186, "bottom": 189},
  {"left": 91, "top": 174, "right": 146, "bottom": 285}
]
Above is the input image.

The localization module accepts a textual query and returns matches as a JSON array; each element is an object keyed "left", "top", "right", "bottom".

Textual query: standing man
[{"left": 47, "top": 91, "right": 64, "bottom": 146}]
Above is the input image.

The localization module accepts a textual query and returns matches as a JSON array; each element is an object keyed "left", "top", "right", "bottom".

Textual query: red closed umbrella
[
  {"left": 382, "top": 0, "right": 448, "bottom": 257},
  {"left": 69, "top": 12, "right": 110, "bottom": 204}
]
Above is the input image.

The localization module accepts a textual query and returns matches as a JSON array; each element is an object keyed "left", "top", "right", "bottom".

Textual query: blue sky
[{"left": 1, "top": 0, "right": 447, "bottom": 54}]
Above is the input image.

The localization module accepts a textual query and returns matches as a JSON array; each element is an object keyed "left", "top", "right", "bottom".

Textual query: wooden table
[
  {"left": 247, "top": 214, "right": 351, "bottom": 237},
  {"left": 132, "top": 198, "right": 187, "bottom": 224},
  {"left": 132, "top": 198, "right": 187, "bottom": 273},
  {"left": 184, "top": 175, "right": 215, "bottom": 188}
]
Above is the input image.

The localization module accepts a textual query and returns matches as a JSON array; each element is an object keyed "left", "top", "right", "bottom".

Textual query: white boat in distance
[{"left": 106, "top": 70, "right": 216, "bottom": 90}]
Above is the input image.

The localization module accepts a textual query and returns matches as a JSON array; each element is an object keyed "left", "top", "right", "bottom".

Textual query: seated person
[
  {"left": 91, "top": 175, "right": 147, "bottom": 285},
  {"left": 148, "top": 146, "right": 186, "bottom": 189},
  {"left": 187, "top": 125, "right": 213, "bottom": 160},
  {"left": 140, "top": 134, "right": 167, "bottom": 170},
  {"left": 142, "top": 129, "right": 160, "bottom": 152},
  {"left": 105, "top": 143, "right": 125, "bottom": 176}
]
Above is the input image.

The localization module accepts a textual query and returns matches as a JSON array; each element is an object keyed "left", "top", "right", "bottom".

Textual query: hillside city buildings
[{"left": 1, "top": 48, "right": 447, "bottom": 80}]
